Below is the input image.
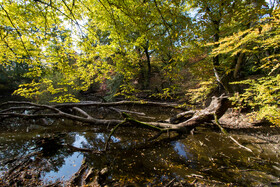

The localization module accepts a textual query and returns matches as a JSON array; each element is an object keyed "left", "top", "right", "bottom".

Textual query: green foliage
[
  {"left": 0, "top": 0, "right": 278, "bottom": 113},
  {"left": 0, "top": 61, "right": 30, "bottom": 91},
  {"left": 78, "top": 0, "right": 191, "bottom": 99},
  {"left": 50, "top": 94, "right": 80, "bottom": 103},
  {"left": 0, "top": 0, "right": 190, "bottom": 102},
  {"left": 115, "top": 84, "right": 140, "bottom": 101},
  {"left": 186, "top": 78, "right": 217, "bottom": 106},
  {"left": 212, "top": 6, "right": 280, "bottom": 125},
  {"left": 13, "top": 74, "right": 81, "bottom": 103},
  {"left": 0, "top": 0, "right": 85, "bottom": 102},
  {"left": 151, "top": 85, "right": 180, "bottom": 100},
  {"left": 104, "top": 73, "right": 124, "bottom": 101},
  {"left": 231, "top": 75, "right": 280, "bottom": 125}
]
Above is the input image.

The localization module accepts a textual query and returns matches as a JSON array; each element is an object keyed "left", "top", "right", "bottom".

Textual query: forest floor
[
  {"left": 219, "top": 110, "right": 264, "bottom": 129},
  {"left": 220, "top": 110, "right": 280, "bottom": 147}
]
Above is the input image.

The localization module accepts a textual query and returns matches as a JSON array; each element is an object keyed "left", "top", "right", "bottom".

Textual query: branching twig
[
  {"left": 214, "top": 114, "right": 253, "bottom": 153},
  {"left": 0, "top": 95, "right": 231, "bottom": 137},
  {"left": 104, "top": 119, "right": 127, "bottom": 151},
  {"left": 0, "top": 4, "right": 32, "bottom": 62}
]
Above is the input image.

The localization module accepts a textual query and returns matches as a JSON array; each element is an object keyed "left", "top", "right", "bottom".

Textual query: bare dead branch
[
  {"left": 54, "top": 100, "right": 186, "bottom": 109},
  {"left": 108, "top": 107, "right": 146, "bottom": 116},
  {"left": 0, "top": 95, "right": 230, "bottom": 134},
  {"left": 0, "top": 101, "right": 122, "bottom": 126},
  {"left": 72, "top": 107, "right": 94, "bottom": 119},
  {"left": 214, "top": 114, "right": 253, "bottom": 152}
]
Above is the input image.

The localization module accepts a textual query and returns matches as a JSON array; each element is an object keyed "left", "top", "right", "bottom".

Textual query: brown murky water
[{"left": 0, "top": 105, "right": 280, "bottom": 186}]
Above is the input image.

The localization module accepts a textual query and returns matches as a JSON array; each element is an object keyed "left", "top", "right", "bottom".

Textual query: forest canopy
[{"left": 0, "top": 0, "right": 279, "bottom": 124}]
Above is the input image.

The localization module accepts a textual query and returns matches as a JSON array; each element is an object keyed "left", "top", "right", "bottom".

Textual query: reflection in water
[
  {"left": 41, "top": 132, "right": 121, "bottom": 183},
  {"left": 172, "top": 141, "right": 190, "bottom": 160},
  {"left": 0, "top": 109, "right": 280, "bottom": 186},
  {"left": 43, "top": 152, "right": 84, "bottom": 183},
  {"left": 95, "top": 133, "right": 120, "bottom": 143},
  {"left": 42, "top": 134, "right": 88, "bottom": 183},
  {"left": 73, "top": 133, "right": 90, "bottom": 147}
]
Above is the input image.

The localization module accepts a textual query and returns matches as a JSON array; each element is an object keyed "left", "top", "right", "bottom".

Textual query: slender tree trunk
[
  {"left": 213, "top": 32, "right": 220, "bottom": 66},
  {"left": 136, "top": 47, "right": 146, "bottom": 89},
  {"left": 234, "top": 53, "right": 245, "bottom": 79},
  {"left": 144, "top": 44, "right": 151, "bottom": 89},
  {"left": 212, "top": 22, "right": 227, "bottom": 92},
  {"left": 212, "top": 20, "right": 231, "bottom": 93}
]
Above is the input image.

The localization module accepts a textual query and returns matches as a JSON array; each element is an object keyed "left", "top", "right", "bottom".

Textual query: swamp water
[{"left": 0, "top": 106, "right": 280, "bottom": 186}]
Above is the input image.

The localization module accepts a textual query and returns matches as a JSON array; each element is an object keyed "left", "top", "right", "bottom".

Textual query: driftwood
[
  {"left": 0, "top": 136, "right": 107, "bottom": 187},
  {"left": 145, "top": 94, "right": 231, "bottom": 132},
  {"left": 67, "top": 161, "right": 109, "bottom": 187},
  {"left": 0, "top": 94, "right": 230, "bottom": 133}
]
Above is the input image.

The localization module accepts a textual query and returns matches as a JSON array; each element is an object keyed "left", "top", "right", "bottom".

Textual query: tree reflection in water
[{"left": 1, "top": 116, "right": 280, "bottom": 186}]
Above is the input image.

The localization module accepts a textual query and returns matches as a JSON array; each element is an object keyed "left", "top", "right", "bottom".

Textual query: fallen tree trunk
[
  {"left": 0, "top": 94, "right": 232, "bottom": 152},
  {"left": 0, "top": 94, "right": 230, "bottom": 133},
  {"left": 145, "top": 94, "right": 231, "bottom": 132}
]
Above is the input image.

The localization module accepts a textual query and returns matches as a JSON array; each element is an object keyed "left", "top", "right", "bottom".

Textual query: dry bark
[
  {"left": 146, "top": 94, "right": 231, "bottom": 133},
  {"left": 53, "top": 100, "right": 186, "bottom": 109},
  {"left": 0, "top": 101, "right": 122, "bottom": 126},
  {"left": 0, "top": 94, "right": 230, "bottom": 133}
]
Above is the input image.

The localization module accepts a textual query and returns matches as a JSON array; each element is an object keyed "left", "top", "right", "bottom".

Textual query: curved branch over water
[{"left": 0, "top": 94, "right": 231, "bottom": 134}]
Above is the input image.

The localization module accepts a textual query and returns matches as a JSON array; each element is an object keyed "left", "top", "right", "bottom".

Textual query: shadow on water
[{"left": 0, "top": 106, "right": 280, "bottom": 186}]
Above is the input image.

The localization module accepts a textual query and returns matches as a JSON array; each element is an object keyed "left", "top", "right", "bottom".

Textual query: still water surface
[{"left": 0, "top": 106, "right": 280, "bottom": 186}]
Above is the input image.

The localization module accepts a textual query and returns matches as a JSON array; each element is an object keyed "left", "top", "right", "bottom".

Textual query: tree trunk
[
  {"left": 144, "top": 43, "right": 151, "bottom": 89},
  {"left": 234, "top": 53, "right": 245, "bottom": 79}
]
